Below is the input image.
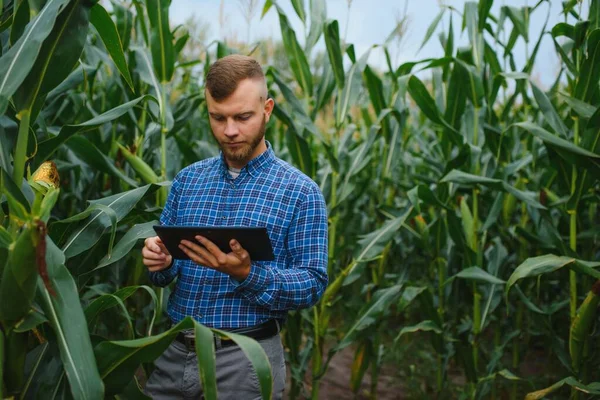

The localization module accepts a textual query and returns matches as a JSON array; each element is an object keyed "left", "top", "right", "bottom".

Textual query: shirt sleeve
[
  {"left": 230, "top": 183, "right": 329, "bottom": 311},
  {"left": 147, "top": 173, "right": 182, "bottom": 287}
]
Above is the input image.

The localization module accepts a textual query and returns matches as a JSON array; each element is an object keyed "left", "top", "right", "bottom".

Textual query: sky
[{"left": 170, "top": 0, "right": 581, "bottom": 88}]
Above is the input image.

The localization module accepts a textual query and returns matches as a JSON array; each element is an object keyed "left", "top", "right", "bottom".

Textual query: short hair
[{"left": 205, "top": 55, "right": 265, "bottom": 101}]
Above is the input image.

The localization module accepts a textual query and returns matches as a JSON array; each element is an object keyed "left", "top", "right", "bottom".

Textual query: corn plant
[
  {"left": 1, "top": 0, "right": 599, "bottom": 398},
  {"left": 0, "top": 0, "right": 272, "bottom": 398}
]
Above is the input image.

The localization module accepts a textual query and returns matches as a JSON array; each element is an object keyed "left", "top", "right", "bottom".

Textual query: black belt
[{"left": 175, "top": 319, "right": 280, "bottom": 351}]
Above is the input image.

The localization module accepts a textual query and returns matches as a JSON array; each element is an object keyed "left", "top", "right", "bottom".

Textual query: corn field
[{"left": 0, "top": 0, "right": 599, "bottom": 398}]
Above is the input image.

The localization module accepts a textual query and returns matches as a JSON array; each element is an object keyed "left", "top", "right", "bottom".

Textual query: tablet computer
[{"left": 153, "top": 225, "right": 275, "bottom": 261}]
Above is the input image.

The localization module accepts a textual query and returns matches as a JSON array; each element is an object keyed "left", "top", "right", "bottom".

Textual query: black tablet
[{"left": 153, "top": 225, "right": 275, "bottom": 261}]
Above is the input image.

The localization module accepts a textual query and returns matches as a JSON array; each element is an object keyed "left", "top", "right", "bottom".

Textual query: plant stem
[
  {"left": 472, "top": 107, "right": 481, "bottom": 373},
  {"left": 13, "top": 110, "right": 31, "bottom": 186},
  {"left": 311, "top": 307, "right": 322, "bottom": 400},
  {"left": 328, "top": 171, "right": 338, "bottom": 279},
  {"left": 570, "top": 117, "right": 579, "bottom": 322}
]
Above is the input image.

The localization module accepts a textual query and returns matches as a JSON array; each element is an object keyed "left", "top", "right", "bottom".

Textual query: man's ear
[{"left": 264, "top": 98, "right": 274, "bottom": 123}]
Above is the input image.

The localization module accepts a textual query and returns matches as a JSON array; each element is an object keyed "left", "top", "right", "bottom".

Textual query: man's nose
[{"left": 224, "top": 119, "right": 238, "bottom": 137}]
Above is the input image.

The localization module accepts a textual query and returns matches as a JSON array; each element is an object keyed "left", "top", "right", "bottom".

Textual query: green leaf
[
  {"left": 94, "top": 221, "right": 158, "bottom": 271},
  {"left": 0, "top": 225, "right": 38, "bottom": 326},
  {"left": 531, "top": 82, "right": 568, "bottom": 138},
  {"left": 575, "top": 29, "right": 600, "bottom": 102},
  {"left": 286, "top": 128, "right": 313, "bottom": 178},
  {"left": 306, "top": 0, "right": 326, "bottom": 51},
  {"left": 0, "top": 328, "right": 3, "bottom": 399},
  {"left": 0, "top": 0, "right": 72, "bottom": 114},
  {"left": 291, "top": 0, "right": 306, "bottom": 23},
  {"left": 51, "top": 184, "right": 164, "bottom": 259},
  {"left": 478, "top": 0, "right": 493, "bottom": 32},
  {"left": 395, "top": 320, "right": 442, "bottom": 342},
  {"left": 323, "top": 19, "right": 345, "bottom": 89},
  {"left": 408, "top": 75, "right": 462, "bottom": 145},
  {"left": 504, "top": 5, "right": 529, "bottom": 42},
  {"left": 1, "top": 167, "right": 31, "bottom": 218},
  {"left": 90, "top": 3, "right": 134, "bottom": 91},
  {"left": 194, "top": 322, "right": 217, "bottom": 399},
  {"left": 13, "top": 0, "right": 94, "bottom": 114},
  {"left": 333, "top": 285, "right": 403, "bottom": 352},
  {"left": 0, "top": 226, "right": 11, "bottom": 249},
  {"left": 94, "top": 317, "right": 266, "bottom": 399},
  {"left": 420, "top": 9, "right": 445, "bottom": 51},
  {"left": 448, "top": 267, "right": 505, "bottom": 285},
  {"left": 443, "top": 58, "right": 467, "bottom": 154},
  {"left": 591, "top": 0, "right": 600, "bottom": 30},
  {"left": 146, "top": 0, "right": 175, "bottom": 82},
  {"left": 525, "top": 377, "right": 600, "bottom": 399},
  {"left": 277, "top": 8, "right": 313, "bottom": 95},
  {"left": 117, "top": 143, "right": 160, "bottom": 184},
  {"left": 37, "top": 238, "right": 105, "bottom": 398},
  {"left": 94, "top": 318, "right": 195, "bottom": 394},
  {"left": 464, "top": 2, "right": 484, "bottom": 69},
  {"left": 460, "top": 197, "right": 475, "bottom": 251},
  {"left": 133, "top": 47, "right": 173, "bottom": 130},
  {"left": 505, "top": 255, "right": 600, "bottom": 297},
  {"left": 455, "top": 59, "right": 484, "bottom": 108},
  {"left": 85, "top": 285, "right": 158, "bottom": 337},
  {"left": 214, "top": 329, "right": 274, "bottom": 400},
  {"left": 441, "top": 170, "right": 545, "bottom": 209},
  {"left": 354, "top": 208, "right": 412, "bottom": 263},
  {"left": 514, "top": 121, "right": 600, "bottom": 173},
  {"left": 363, "top": 65, "right": 386, "bottom": 116},
  {"left": 14, "top": 306, "right": 48, "bottom": 332},
  {"left": 66, "top": 136, "right": 138, "bottom": 187},
  {"left": 261, "top": 0, "right": 273, "bottom": 18},
  {"left": 336, "top": 48, "right": 370, "bottom": 126},
  {"left": 558, "top": 93, "right": 597, "bottom": 119},
  {"left": 35, "top": 95, "right": 156, "bottom": 165}
]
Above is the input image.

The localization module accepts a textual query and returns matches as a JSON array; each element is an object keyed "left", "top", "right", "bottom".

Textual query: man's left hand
[{"left": 179, "top": 236, "right": 251, "bottom": 281}]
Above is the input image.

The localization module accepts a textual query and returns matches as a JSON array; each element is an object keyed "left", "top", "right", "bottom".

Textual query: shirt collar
[{"left": 219, "top": 141, "right": 275, "bottom": 179}]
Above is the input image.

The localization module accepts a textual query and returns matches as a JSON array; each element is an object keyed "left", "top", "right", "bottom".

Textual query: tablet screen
[{"left": 153, "top": 225, "right": 275, "bottom": 261}]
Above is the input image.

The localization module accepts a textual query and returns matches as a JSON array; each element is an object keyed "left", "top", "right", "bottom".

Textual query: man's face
[{"left": 205, "top": 78, "right": 274, "bottom": 169}]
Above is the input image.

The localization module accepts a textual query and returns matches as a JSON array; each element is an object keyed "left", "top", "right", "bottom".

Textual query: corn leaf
[
  {"left": 145, "top": 0, "right": 174, "bottom": 82},
  {"left": 90, "top": 3, "right": 134, "bottom": 91},
  {"left": 506, "top": 255, "right": 600, "bottom": 297},
  {"left": 37, "top": 238, "right": 105, "bottom": 398},
  {"left": 0, "top": 0, "right": 72, "bottom": 114},
  {"left": 323, "top": 19, "right": 344, "bottom": 89}
]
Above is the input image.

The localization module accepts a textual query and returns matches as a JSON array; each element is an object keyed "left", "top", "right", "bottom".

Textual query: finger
[
  {"left": 179, "top": 242, "right": 211, "bottom": 266},
  {"left": 156, "top": 241, "right": 171, "bottom": 256},
  {"left": 195, "top": 236, "right": 227, "bottom": 264},
  {"left": 229, "top": 239, "right": 244, "bottom": 254},
  {"left": 230, "top": 239, "right": 250, "bottom": 263},
  {"left": 142, "top": 247, "right": 167, "bottom": 260},
  {"left": 181, "top": 239, "right": 219, "bottom": 265},
  {"left": 143, "top": 258, "right": 168, "bottom": 267},
  {"left": 145, "top": 237, "right": 163, "bottom": 253}
]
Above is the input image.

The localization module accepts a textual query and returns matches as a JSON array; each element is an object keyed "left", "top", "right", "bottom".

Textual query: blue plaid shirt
[{"left": 148, "top": 144, "right": 328, "bottom": 328}]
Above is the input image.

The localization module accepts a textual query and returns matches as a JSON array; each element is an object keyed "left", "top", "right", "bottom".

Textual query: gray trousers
[{"left": 145, "top": 333, "right": 286, "bottom": 399}]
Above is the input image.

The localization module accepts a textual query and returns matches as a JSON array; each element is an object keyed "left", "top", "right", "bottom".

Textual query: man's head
[{"left": 205, "top": 55, "right": 274, "bottom": 169}]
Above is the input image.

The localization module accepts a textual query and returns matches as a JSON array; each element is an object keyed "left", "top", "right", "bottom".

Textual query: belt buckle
[{"left": 184, "top": 334, "right": 195, "bottom": 351}]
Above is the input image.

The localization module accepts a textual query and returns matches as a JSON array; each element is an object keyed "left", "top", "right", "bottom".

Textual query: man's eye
[
  {"left": 237, "top": 115, "right": 251, "bottom": 121},
  {"left": 212, "top": 115, "right": 225, "bottom": 122}
]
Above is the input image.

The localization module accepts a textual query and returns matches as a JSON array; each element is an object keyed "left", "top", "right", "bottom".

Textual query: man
[{"left": 142, "top": 54, "right": 328, "bottom": 399}]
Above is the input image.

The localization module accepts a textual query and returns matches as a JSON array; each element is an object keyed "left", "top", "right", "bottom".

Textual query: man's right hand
[{"left": 142, "top": 236, "right": 173, "bottom": 272}]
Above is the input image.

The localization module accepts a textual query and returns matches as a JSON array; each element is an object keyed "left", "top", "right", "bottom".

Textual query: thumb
[
  {"left": 229, "top": 239, "right": 248, "bottom": 259},
  {"left": 157, "top": 240, "right": 171, "bottom": 256}
]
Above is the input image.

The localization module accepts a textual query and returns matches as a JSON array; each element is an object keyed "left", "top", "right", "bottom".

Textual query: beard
[{"left": 216, "top": 115, "right": 266, "bottom": 165}]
